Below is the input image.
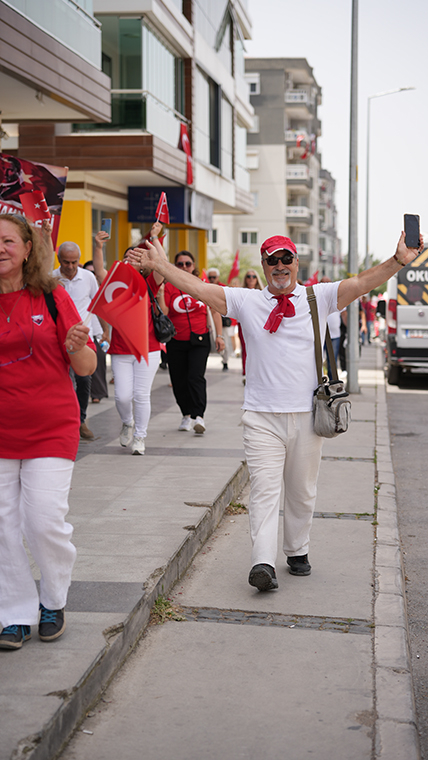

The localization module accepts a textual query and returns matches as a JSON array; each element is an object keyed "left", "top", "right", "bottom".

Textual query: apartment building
[
  {"left": 319, "top": 168, "right": 342, "bottom": 280},
  {"left": 6, "top": 0, "right": 254, "bottom": 268},
  {"left": 211, "top": 57, "right": 340, "bottom": 284}
]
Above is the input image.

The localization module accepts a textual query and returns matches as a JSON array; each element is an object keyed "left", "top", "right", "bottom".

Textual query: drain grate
[{"left": 178, "top": 606, "right": 372, "bottom": 634}]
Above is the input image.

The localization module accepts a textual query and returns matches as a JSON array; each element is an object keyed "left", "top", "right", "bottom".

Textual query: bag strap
[
  {"left": 146, "top": 280, "right": 160, "bottom": 316},
  {"left": 180, "top": 290, "right": 193, "bottom": 332},
  {"left": 44, "top": 290, "right": 58, "bottom": 325},
  {"left": 306, "top": 286, "right": 339, "bottom": 384}
]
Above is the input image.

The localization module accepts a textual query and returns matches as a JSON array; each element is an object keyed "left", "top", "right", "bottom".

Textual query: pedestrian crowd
[{"left": 1, "top": 213, "right": 421, "bottom": 648}]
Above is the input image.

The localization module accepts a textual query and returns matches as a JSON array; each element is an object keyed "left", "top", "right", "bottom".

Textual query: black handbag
[
  {"left": 146, "top": 282, "right": 176, "bottom": 344},
  {"left": 181, "top": 291, "right": 210, "bottom": 348},
  {"left": 307, "top": 286, "right": 351, "bottom": 438}
]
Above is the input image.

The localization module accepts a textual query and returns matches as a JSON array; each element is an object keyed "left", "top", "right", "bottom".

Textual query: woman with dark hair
[
  {"left": 161, "top": 250, "right": 224, "bottom": 433},
  {"left": 93, "top": 223, "right": 166, "bottom": 455},
  {"left": 0, "top": 214, "right": 96, "bottom": 650}
]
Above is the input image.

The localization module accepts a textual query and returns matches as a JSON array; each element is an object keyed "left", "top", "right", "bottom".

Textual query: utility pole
[{"left": 346, "top": 0, "right": 359, "bottom": 394}]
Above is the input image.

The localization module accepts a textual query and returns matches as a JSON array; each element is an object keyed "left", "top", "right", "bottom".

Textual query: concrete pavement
[{"left": 0, "top": 345, "right": 420, "bottom": 759}]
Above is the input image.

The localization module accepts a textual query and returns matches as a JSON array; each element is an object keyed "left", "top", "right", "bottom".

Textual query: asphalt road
[{"left": 386, "top": 370, "right": 428, "bottom": 759}]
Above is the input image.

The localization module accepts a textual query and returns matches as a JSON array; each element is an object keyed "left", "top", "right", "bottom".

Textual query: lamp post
[{"left": 364, "top": 87, "right": 415, "bottom": 270}]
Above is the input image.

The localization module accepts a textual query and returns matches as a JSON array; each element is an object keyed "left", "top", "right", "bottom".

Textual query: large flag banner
[
  {"left": 227, "top": 250, "right": 240, "bottom": 284},
  {"left": 88, "top": 261, "right": 149, "bottom": 364},
  {"left": 155, "top": 192, "right": 170, "bottom": 224},
  {"left": 0, "top": 154, "right": 67, "bottom": 246},
  {"left": 179, "top": 124, "right": 193, "bottom": 185}
]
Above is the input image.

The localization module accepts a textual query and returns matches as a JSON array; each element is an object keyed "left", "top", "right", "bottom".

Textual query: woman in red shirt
[
  {"left": 0, "top": 215, "right": 96, "bottom": 650},
  {"left": 162, "top": 251, "right": 224, "bottom": 433}
]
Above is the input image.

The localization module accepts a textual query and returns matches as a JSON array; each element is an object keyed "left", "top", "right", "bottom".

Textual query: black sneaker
[
  {"left": 222, "top": 363, "right": 228, "bottom": 371},
  {"left": 248, "top": 563, "right": 279, "bottom": 591},
  {"left": 38, "top": 604, "right": 66, "bottom": 641},
  {"left": 0, "top": 624, "right": 31, "bottom": 650},
  {"left": 287, "top": 555, "right": 311, "bottom": 576}
]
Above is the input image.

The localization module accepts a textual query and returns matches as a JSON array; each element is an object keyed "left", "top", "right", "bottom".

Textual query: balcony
[
  {"left": 285, "top": 129, "right": 309, "bottom": 145},
  {"left": 286, "top": 165, "right": 313, "bottom": 188},
  {"left": 286, "top": 206, "right": 313, "bottom": 226},
  {"left": 285, "top": 90, "right": 309, "bottom": 104},
  {"left": 296, "top": 243, "right": 312, "bottom": 257}
]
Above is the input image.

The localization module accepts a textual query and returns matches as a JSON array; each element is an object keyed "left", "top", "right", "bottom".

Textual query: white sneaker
[
  {"left": 193, "top": 416, "right": 206, "bottom": 434},
  {"left": 131, "top": 436, "right": 145, "bottom": 455},
  {"left": 178, "top": 416, "right": 192, "bottom": 432},
  {"left": 119, "top": 423, "right": 134, "bottom": 447}
]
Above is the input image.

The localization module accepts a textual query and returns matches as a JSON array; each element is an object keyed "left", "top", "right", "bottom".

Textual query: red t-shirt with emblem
[
  {"left": 0, "top": 285, "right": 95, "bottom": 461},
  {"left": 109, "top": 272, "right": 161, "bottom": 354},
  {"left": 163, "top": 283, "right": 208, "bottom": 341}
]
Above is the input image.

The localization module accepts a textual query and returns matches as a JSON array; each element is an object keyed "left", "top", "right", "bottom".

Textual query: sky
[{"left": 245, "top": 0, "right": 428, "bottom": 264}]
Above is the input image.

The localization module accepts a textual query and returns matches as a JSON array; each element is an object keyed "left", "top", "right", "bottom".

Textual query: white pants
[
  {"left": 111, "top": 351, "right": 160, "bottom": 438},
  {"left": 0, "top": 457, "right": 76, "bottom": 628},
  {"left": 242, "top": 410, "right": 323, "bottom": 569}
]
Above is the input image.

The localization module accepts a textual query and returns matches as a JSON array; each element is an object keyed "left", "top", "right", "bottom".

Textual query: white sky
[{"left": 245, "top": 0, "right": 427, "bottom": 263}]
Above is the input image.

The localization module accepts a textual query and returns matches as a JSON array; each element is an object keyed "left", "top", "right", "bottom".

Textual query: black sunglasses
[
  {"left": 263, "top": 250, "right": 295, "bottom": 267},
  {"left": 176, "top": 261, "right": 193, "bottom": 269},
  {"left": 246, "top": 274, "right": 257, "bottom": 279}
]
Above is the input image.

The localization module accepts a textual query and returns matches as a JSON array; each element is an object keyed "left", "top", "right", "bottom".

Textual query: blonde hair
[
  {"left": 0, "top": 214, "right": 57, "bottom": 295},
  {"left": 243, "top": 269, "right": 263, "bottom": 290}
]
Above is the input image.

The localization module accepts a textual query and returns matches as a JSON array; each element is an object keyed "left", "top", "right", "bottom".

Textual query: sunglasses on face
[
  {"left": 246, "top": 274, "right": 257, "bottom": 279},
  {"left": 262, "top": 250, "right": 295, "bottom": 267},
  {"left": 176, "top": 261, "right": 193, "bottom": 269},
  {"left": 208, "top": 275, "right": 218, "bottom": 280}
]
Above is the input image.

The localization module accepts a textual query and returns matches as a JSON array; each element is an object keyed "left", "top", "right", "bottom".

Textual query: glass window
[
  {"left": 221, "top": 96, "right": 233, "bottom": 179},
  {"left": 246, "top": 73, "right": 260, "bottom": 96},
  {"left": 241, "top": 231, "right": 258, "bottom": 245}
]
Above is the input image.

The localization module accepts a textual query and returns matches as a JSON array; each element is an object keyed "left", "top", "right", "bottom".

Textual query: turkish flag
[
  {"left": 179, "top": 124, "right": 193, "bottom": 185},
  {"left": 19, "top": 191, "right": 51, "bottom": 223},
  {"left": 304, "top": 271, "right": 319, "bottom": 286},
  {"left": 155, "top": 192, "right": 170, "bottom": 224},
  {"left": 227, "top": 250, "right": 240, "bottom": 284},
  {"left": 200, "top": 269, "right": 209, "bottom": 282},
  {"left": 88, "top": 261, "right": 149, "bottom": 363}
]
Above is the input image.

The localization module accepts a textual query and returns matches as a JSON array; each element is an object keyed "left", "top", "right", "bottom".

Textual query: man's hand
[
  {"left": 150, "top": 221, "right": 163, "bottom": 239},
  {"left": 394, "top": 231, "right": 424, "bottom": 266},
  {"left": 127, "top": 241, "right": 159, "bottom": 272}
]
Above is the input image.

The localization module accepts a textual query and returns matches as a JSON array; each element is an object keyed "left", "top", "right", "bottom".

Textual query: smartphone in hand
[
  {"left": 404, "top": 214, "right": 420, "bottom": 248},
  {"left": 101, "top": 218, "right": 112, "bottom": 239}
]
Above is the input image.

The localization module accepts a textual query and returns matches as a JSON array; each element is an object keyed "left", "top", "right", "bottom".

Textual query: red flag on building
[
  {"left": 304, "top": 271, "right": 319, "bottom": 286},
  {"left": 179, "top": 124, "right": 193, "bottom": 185},
  {"left": 88, "top": 261, "right": 149, "bottom": 363},
  {"left": 227, "top": 250, "right": 240, "bottom": 284},
  {"left": 155, "top": 192, "right": 170, "bottom": 225}
]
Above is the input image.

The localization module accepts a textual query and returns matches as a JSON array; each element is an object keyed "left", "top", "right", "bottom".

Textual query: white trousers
[
  {"left": 242, "top": 410, "right": 323, "bottom": 569},
  {"left": 0, "top": 457, "right": 76, "bottom": 628},
  {"left": 111, "top": 351, "right": 160, "bottom": 438}
]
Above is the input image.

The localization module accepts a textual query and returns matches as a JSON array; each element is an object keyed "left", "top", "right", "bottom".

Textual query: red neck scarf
[{"left": 263, "top": 294, "right": 295, "bottom": 333}]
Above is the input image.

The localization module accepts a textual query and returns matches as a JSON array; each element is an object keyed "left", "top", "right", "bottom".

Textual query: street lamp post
[{"left": 364, "top": 87, "right": 415, "bottom": 270}]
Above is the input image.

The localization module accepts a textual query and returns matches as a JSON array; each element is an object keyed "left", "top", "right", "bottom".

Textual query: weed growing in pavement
[
  {"left": 226, "top": 501, "right": 248, "bottom": 515},
  {"left": 150, "top": 595, "right": 186, "bottom": 625}
]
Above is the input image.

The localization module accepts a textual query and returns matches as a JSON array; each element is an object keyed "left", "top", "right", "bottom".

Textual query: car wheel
[{"left": 387, "top": 364, "right": 401, "bottom": 385}]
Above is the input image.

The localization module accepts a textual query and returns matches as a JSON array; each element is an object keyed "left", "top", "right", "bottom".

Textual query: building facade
[
  {"left": 3, "top": 0, "right": 254, "bottom": 268},
  {"left": 210, "top": 57, "right": 340, "bottom": 284}
]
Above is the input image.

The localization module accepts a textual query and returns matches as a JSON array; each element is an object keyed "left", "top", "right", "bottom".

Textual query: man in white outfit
[{"left": 132, "top": 231, "right": 421, "bottom": 591}]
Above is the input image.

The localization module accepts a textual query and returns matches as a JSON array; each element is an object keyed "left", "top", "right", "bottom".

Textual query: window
[
  {"left": 241, "top": 231, "right": 258, "bottom": 245},
  {"left": 208, "top": 229, "right": 218, "bottom": 244},
  {"left": 221, "top": 96, "right": 233, "bottom": 179},
  {"left": 246, "top": 73, "right": 260, "bottom": 96}
]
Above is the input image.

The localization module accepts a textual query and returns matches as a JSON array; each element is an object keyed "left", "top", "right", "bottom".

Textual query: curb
[
  {"left": 11, "top": 462, "right": 249, "bottom": 760},
  {"left": 373, "top": 347, "right": 420, "bottom": 759}
]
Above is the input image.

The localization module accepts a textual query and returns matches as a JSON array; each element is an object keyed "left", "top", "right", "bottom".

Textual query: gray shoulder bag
[{"left": 307, "top": 286, "right": 351, "bottom": 438}]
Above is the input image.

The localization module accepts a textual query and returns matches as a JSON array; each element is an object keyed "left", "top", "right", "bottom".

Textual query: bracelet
[
  {"left": 66, "top": 348, "right": 77, "bottom": 355},
  {"left": 393, "top": 252, "right": 405, "bottom": 267},
  {"left": 217, "top": 335, "right": 224, "bottom": 339}
]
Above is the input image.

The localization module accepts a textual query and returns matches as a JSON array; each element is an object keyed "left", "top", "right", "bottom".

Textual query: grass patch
[
  {"left": 226, "top": 501, "right": 248, "bottom": 515},
  {"left": 150, "top": 595, "right": 186, "bottom": 625}
]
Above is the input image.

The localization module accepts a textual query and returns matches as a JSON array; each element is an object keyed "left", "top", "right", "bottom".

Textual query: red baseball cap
[{"left": 260, "top": 235, "right": 297, "bottom": 258}]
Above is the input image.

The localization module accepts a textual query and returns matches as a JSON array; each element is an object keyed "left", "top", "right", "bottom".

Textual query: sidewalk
[{"left": 0, "top": 346, "right": 420, "bottom": 760}]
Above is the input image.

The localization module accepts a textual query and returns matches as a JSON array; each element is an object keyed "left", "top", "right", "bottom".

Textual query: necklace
[{"left": 0, "top": 287, "right": 26, "bottom": 323}]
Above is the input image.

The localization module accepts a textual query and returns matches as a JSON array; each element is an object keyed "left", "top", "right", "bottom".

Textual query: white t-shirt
[
  {"left": 52, "top": 267, "right": 101, "bottom": 338},
  {"left": 225, "top": 282, "right": 340, "bottom": 413}
]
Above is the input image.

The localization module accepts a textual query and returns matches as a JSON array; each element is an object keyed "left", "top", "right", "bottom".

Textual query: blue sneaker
[
  {"left": 38, "top": 604, "right": 66, "bottom": 642},
  {"left": 0, "top": 624, "right": 31, "bottom": 650}
]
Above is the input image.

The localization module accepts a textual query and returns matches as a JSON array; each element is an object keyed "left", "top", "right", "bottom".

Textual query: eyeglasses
[
  {"left": 176, "top": 261, "right": 193, "bottom": 269},
  {"left": 208, "top": 275, "right": 218, "bottom": 281},
  {"left": 0, "top": 326, "right": 33, "bottom": 368},
  {"left": 246, "top": 274, "right": 257, "bottom": 279},
  {"left": 262, "top": 250, "right": 295, "bottom": 267}
]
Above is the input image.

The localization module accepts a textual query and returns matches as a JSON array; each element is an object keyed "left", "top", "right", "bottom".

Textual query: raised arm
[
  {"left": 93, "top": 231, "right": 109, "bottom": 284},
  {"left": 129, "top": 241, "right": 228, "bottom": 315},
  {"left": 337, "top": 232, "right": 423, "bottom": 310}
]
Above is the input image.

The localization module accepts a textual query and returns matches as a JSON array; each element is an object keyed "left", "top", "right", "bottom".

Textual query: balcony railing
[
  {"left": 286, "top": 206, "right": 313, "bottom": 225},
  {"left": 296, "top": 244, "right": 311, "bottom": 257},
  {"left": 285, "top": 90, "right": 309, "bottom": 104},
  {"left": 286, "top": 165, "right": 309, "bottom": 181},
  {"left": 285, "top": 129, "right": 309, "bottom": 144}
]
